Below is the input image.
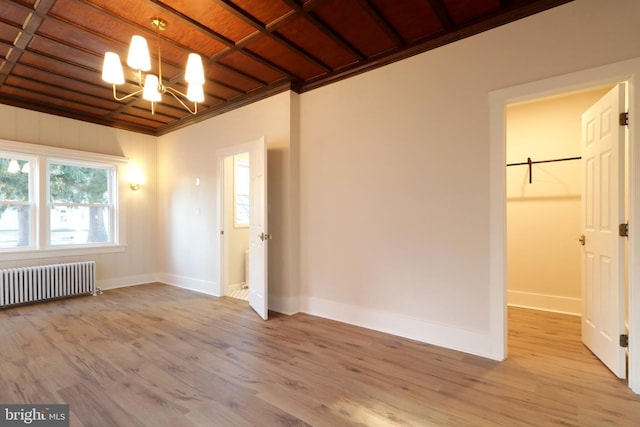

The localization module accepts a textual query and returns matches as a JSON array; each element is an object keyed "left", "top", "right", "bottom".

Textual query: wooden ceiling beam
[
  {"left": 356, "top": 0, "right": 405, "bottom": 48},
  {"left": 425, "top": 0, "right": 455, "bottom": 31},
  {"left": 281, "top": 0, "right": 366, "bottom": 61},
  {"left": 0, "top": 0, "right": 55, "bottom": 86},
  {"left": 214, "top": 0, "right": 331, "bottom": 72},
  {"left": 148, "top": 0, "right": 298, "bottom": 83}
]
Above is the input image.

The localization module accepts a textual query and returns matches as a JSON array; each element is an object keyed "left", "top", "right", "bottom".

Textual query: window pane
[
  {"left": 50, "top": 206, "right": 110, "bottom": 245},
  {"left": 0, "top": 205, "right": 30, "bottom": 248},
  {"left": 234, "top": 156, "right": 250, "bottom": 226},
  {"left": 49, "top": 163, "right": 109, "bottom": 204},
  {"left": 0, "top": 158, "right": 30, "bottom": 201},
  {"left": 236, "top": 195, "right": 250, "bottom": 225}
]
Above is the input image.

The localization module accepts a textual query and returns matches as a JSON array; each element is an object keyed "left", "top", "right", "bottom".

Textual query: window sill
[{"left": 0, "top": 244, "right": 128, "bottom": 262}]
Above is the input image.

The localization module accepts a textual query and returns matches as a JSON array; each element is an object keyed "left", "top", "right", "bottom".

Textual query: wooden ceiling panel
[
  {"left": 0, "top": 85, "right": 112, "bottom": 117},
  {"left": 0, "top": 25, "right": 20, "bottom": 45},
  {"left": 209, "top": 65, "right": 262, "bottom": 93},
  {"left": 18, "top": 51, "right": 99, "bottom": 85},
  {"left": 244, "top": 35, "right": 326, "bottom": 81},
  {"left": 27, "top": 36, "right": 103, "bottom": 72},
  {"left": 0, "top": 2, "right": 31, "bottom": 27},
  {"left": 231, "top": 0, "right": 293, "bottom": 24},
  {"left": 0, "top": 44, "right": 12, "bottom": 59},
  {"left": 83, "top": 0, "right": 229, "bottom": 55},
  {"left": 4, "top": 75, "right": 116, "bottom": 111},
  {"left": 110, "top": 111, "right": 172, "bottom": 129},
  {"left": 36, "top": 16, "right": 118, "bottom": 57},
  {"left": 12, "top": 64, "right": 110, "bottom": 99},
  {"left": 443, "top": 0, "right": 502, "bottom": 25},
  {"left": 218, "top": 51, "right": 285, "bottom": 84},
  {"left": 371, "top": 0, "right": 444, "bottom": 43},
  {"left": 121, "top": 103, "right": 182, "bottom": 123},
  {"left": 0, "top": 0, "right": 574, "bottom": 135},
  {"left": 276, "top": 16, "right": 359, "bottom": 71},
  {"left": 166, "top": 1, "right": 255, "bottom": 42},
  {"left": 312, "top": 0, "right": 398, "bottom": 58},
  {"left": 204, "top": 80, "right": 244, "bottom": 101}
]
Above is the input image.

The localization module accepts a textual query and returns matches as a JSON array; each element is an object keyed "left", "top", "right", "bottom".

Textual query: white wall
[
  {"left": 0, "top": 105, "right": 158, "bottom": 289},
  {"left": 157, "top": 91, "right": 300, "bottom": 314},
  {"left": 298, "top": 0, "right": 640, "bottom": 359},
  {"left": 506, "top": 87, "right": 611, "bottom": 314}
]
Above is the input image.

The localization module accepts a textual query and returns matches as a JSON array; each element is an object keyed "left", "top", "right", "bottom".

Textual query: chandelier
[{"left": 101, "top": 18, "right": 205, "bottom": 115}]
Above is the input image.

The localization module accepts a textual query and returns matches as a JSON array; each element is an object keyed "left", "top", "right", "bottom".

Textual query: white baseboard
[
  {"left": 269, "top": 294, "right": 300, "bottom": 315},
  {"left": 508, "top": 290, "right": 580, "bottom": 315},
  {"left": 157, "top": 272, "right": 219, "bottom": 297},
  {"left": 98, "top": 273, "right": 158, "bottom": 290},
  {"left": 300, "top": 296, "right": 501, "bottom": 361}
]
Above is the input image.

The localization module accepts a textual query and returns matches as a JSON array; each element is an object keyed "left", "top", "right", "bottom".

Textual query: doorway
[
  {"left": 216, "top": 136, "right": 269, "bottom": 320},
  {"left": 489, "top": 58, "right": 640, "bottom": 392},
  {"left": 222, "top": 152, "right": 250, "bottom": 301},
  {"left": 506, "top": 87, "right": 613, "bottom": 315},
  {"left": 505, "top": 85, "right": 627, "bottom": 373}
]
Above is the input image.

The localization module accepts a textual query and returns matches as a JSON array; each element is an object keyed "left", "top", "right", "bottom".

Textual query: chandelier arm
[
  {"left": 112, "top": 85, "right": 144, "bottom": 102},
  {"left": 165, "top": 86, "right": 198, "bottom": 115}
]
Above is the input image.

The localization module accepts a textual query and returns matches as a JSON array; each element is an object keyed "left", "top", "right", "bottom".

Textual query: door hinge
[
  {"left": 619, "top": 222, "right": 629, "bottom": 237},
  {"left": 620, "top": 112, "right": 629, "bottom": 126},
  {"left": 620, "top": 334, "right": 629, "bottom": 348}
]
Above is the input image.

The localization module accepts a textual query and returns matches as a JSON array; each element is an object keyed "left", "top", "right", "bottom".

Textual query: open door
[
  {"left": 581, "top": 83, "right": 627, "bottom": 378},
  {"left": 248, "top": 136, "right": 269, "bottom": 319}
]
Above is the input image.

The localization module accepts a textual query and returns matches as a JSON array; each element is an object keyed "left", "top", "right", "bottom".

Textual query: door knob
[{"left": 578, "top": 234, "right": 586, "bottom": 246}]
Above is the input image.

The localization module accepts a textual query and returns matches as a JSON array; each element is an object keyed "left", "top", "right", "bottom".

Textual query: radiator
[{"left": 0, "top": 261, "right": 96, "bottom": 308}]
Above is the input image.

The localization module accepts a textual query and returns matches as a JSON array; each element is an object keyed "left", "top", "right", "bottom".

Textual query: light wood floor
[{"left": 1, "top": 283, "right": 640, "bottom": 426}]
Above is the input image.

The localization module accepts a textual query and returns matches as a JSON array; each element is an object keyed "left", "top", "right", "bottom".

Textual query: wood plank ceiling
[{"left": 0, "top": 0, "right": 573, "bottom": 136}]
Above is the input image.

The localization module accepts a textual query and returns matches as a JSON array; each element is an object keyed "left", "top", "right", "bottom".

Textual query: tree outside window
[
  {"left": 49, "top": 162, "right": 113, "bottom": 245},
  {"left": 0, "top": 157, "right": 32, "bottom": 248}
]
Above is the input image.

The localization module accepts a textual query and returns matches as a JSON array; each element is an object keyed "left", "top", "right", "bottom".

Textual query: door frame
[
  {"left": 215, "top": 142, "right": 254, "bottom": 298},
  {"left": 489, "top": 57, "right": 640, "bottom": 392}
]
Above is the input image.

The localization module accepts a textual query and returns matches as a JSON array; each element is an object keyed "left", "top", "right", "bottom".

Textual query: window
[
  {"left": 0, "top": 156, "right": 34, "bottom": 248},
  {"left": 0, "top": 140, "right": 125, "bottom": 256},
  {"left": 49, "top": 161, "right": 115, "bottom": 246},
  {"left": 234, "top": 154, "right": 250, "bottom": 227}
]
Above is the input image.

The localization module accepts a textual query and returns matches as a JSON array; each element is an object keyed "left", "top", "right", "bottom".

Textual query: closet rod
[{"left": 506, "top": 156, "right": 581, "bottom": 184}]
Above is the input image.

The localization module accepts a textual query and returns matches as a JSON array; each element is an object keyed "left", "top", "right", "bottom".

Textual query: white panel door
[
  {"left": 249, "top": 136, "right": 269, "bottom": 320},
  {"left": 581, "top": 84, "right": 626, "bottom": 378}
]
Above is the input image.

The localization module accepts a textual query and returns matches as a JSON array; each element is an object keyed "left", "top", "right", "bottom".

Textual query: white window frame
[
  {"left": 0, "top": 153, "right": 36, "bottom": 251},
  {"left": 46, "top": 157, "right": 117, "bottom": 248},
  {"left": 0, "top": 139, "right": 128, "bottom": 260}
]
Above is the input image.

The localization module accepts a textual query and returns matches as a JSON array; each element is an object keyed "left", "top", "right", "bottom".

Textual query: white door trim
[{"left": 489, "top": 57, "right": 640, "bottom": 393}]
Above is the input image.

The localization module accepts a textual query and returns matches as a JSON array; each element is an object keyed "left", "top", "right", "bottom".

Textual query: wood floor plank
[{"left": 2, "top": 283, "right": 640, "bottom": 426}]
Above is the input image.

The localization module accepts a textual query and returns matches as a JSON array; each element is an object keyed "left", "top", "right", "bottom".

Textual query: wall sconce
[{"left": 128, "top": 166, "right": 145, "bottom": 191}]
